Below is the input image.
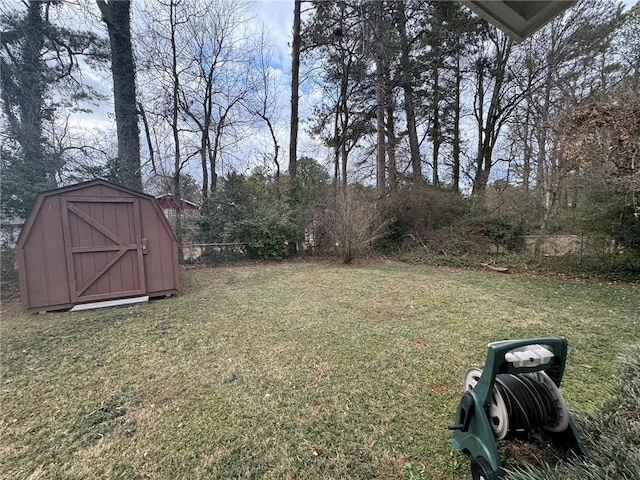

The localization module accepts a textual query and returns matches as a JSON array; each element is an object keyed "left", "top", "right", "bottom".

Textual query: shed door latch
[{"left": 142, "top": 238, "right": 148, "bottom": 254}]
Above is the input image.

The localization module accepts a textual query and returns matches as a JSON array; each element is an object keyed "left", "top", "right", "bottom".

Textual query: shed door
[{"left": 61, "top": 196, "right": 146, "bottom": 303}]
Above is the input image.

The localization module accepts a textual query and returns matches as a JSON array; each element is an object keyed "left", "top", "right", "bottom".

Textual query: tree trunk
[
  {"left": 211, "top": 124, "right": 221, "bottom": 192},
  {"left": 169, "top": 0, "right": 182, "bottom": 247},
  {"left": 201, "top": 70, "right": 214, "bottom": 199},
  {"left": 374, "top": 1, "right": 386, "bottom": 197},
  {"left": 339, "top": 53, "right": 350, "bottom": 191},
  {"left": 340, "top": 127, "right": 348, "bottom": 192},
  {"left": 473, "top": 59, "right": 485, "bottom": 194},
  {"left": 375, "top": 67, "right": 386, "bottom": 196},
  {"left": 472, "top": 37, "right": 513, "bottom": 195},
  {"left": 22, "top": 2, "right": 45, "bottom": 169},
  {"left": 264, "top": 115, "right": 280, "bottom": 182},
  {"left": 396, "top": 1, "right": 421, "bottom": 183},
  {"left": 333, "top": 100, "right": 340, "bottom": 189},
  {"left": 211, "top": 110, "right": 227, "bottom": 194},
  {"left": 201, "top": 129, "right": 209, "bottom": 199},
  {"left": 536, "top": 60, "right": 553, "bottom": 213},
  {"left": 387, "top": 102, "right": 397, "bottom": 189},
  {"left": 97, "top": 0, "right": 141, "bottom": 190},
  {"left": 522, "top": 107, "right": 532, "bottom": 191},
  {"left": 288, "top": 0, "right": 301, "bottom": 180},
  {"left": 431, "top": 61, "right": 441, "bottom": 187},
  {"left": 452, "top": 50, "right": 462, "bottom": 192}
]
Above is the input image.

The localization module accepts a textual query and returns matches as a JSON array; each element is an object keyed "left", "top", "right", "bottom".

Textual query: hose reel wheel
[
  {"left": 463, "top": 368, "right": 509, "bottom": 440},
  {"left": 530, "top": 371, "right": 570, "bottom": 433},
  {"left": 463, "top": 368, "right": 569, "bottom": 440},
  {"left": 470, "top": 456, "right": 499, "bottom": 480}
]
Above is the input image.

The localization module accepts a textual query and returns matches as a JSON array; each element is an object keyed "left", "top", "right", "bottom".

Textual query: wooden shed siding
[
  {"left": 23, "top": 218, "right": 47, "bottom": 308},
  {"left": 17, "top": 179, "right": 180, "bottom": 313},
  {"left": 21, "top": 196, "right": 71, "bottom": 309},
  {"left": 142, "top": 197, "right": 174, "bottom": 293}
]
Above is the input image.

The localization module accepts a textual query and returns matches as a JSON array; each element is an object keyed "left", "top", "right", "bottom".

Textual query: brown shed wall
[
  {"left": 18, "top": 195, "right": 70, "bottom": 310},
  {"left": 17, "top": 180, "right": 180, "bottom": 313},
  {"left": 139, "top": 195, "right": 180, "bottom": 295}
]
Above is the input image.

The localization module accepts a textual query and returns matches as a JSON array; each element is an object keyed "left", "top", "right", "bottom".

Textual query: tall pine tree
[{"left": 1, "top": 0, "right": 107, "bottom": 217}]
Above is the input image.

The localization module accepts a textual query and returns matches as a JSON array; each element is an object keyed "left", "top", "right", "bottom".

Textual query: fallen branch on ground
[{"left": 481, "top": 263, "right": 510, "bottom": 273}]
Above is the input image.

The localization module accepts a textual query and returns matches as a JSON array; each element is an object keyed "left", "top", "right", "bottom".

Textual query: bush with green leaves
[
  {"left": 480, "top": 213, "right": 527, "bottom": 252},
  {"left": 240, "top": 204, "right": 297, "bottom": 260},
  {"left": 197, "top": 170, "right": 296, "bottom": 261},
  {"left": 288, "top": 157, "right": 332, "bottom": 248},
  {"left": 0, "top": 246, "right": 19, "bottom": 301},
  {"left": 551, "top": 181, "right": 640, "bottom": 257},
  {"left": 377, "top": 184, "right": 472, "bottom": 252},
  {"left": 618, "top": 202, "right": 640, "bottom": 255},
  {"left": 197, "top": 171, "right": 258, "bottom": 244}
]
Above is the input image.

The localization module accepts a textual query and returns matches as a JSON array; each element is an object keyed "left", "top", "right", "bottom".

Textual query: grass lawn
[{"left": 1, "top": 261, "right": 638, "bottom": 480}]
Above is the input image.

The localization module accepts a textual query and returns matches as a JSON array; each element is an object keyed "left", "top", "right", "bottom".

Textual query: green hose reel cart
[{"left": 449, "top": 337, "right": 583, "bottom": 479}]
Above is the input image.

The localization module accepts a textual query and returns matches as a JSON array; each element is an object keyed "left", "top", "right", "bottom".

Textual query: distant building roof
[{"left": 156, "top": 194, "right": 199, "bottom": 211}]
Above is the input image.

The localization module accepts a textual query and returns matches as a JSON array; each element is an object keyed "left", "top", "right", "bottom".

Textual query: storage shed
[{"left": 16, "top": 179, "right": 180, "bottom": 313}]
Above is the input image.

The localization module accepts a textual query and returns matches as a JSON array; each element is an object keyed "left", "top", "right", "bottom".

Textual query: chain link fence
[{"left": 179, "top": 242, "right": 251, "bottom": 264}]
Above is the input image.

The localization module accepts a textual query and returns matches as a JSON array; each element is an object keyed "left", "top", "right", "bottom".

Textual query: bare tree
[
  {"left": 136, "top": 0, "right": 199, "bottom": 244},
  {"left": 505, "top": 0, "right": 624, "bottom": 223},
  {"left": 245, "top": 29, "right": 283, "bottom": 185},
  {"left": 135, "top": 0, "right": 256, "bottom": 245},
  {"left": 471, "top": 30, "right": 518, "bottom": 194},
  {"left": 178, "top": 0, "right": 251, "bottom": 197}
]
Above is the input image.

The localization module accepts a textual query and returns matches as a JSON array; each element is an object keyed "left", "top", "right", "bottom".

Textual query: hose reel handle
[
  {"left": 448, "top": 391, "right": 475, "bottom": 432},
  {"left": 486, "top": 336, "right": 568, "bottom": 383},
  {"left": 487, "top": 336, "right": 567, "bottom": 358}
]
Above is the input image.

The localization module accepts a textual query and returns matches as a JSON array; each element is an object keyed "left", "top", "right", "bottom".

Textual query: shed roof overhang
[{"left": 459, "top": 1, "right": 578, "bottom": 41}]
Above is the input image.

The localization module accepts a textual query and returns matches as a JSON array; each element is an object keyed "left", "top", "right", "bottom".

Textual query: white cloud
[{"left": 252, "top": 0, "right": 295, "bottom": 68}]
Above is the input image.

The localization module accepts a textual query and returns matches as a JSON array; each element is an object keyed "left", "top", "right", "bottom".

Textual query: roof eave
[{"left": 459, "top": 1, "right": 578, "bottom": 42}]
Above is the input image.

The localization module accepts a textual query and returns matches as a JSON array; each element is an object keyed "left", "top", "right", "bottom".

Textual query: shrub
[
  {"left": 378, "top": 184, "right": 471, "bottom": 251},
  {"left": 0, "top": 246, "right": 19, "bottom": 301},
  {"left": 197, "top": 172, "right": 258, "bottom": 244},
  {"left": 480, "top": 214, "right": 527, "bottom": 252},
  {"left": 240, "top": 204, "right": 297, "bottom": 260},
  {"left": 618, "top": 203, "right": 640, "bottom": 255},
  {"left": 196, "top": 170, "right": 297, "bottom": 261},
  {"left": 319, "top": 187, "right": 386, "bottom": 263}
]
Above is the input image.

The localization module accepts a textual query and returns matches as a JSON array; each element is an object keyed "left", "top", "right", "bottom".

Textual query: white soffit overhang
[{"left": 460, "top": 1, "right": 578, "bottom": 41}]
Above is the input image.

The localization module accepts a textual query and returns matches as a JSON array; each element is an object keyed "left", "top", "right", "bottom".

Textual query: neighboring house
[
  {"left": 156, "top": 194, "right": 201, "bottom": 248},
  {"left": 1, "top": 216, "right": 25, "bottom": 249},
  {"left": 156, "top": 194, "right": 199, "bottom": 218}
]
